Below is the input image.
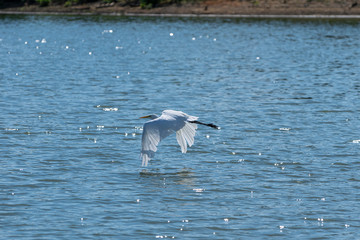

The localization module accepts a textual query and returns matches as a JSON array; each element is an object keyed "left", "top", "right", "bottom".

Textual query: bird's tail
[{"left": 188, "top": 120, "right": 220, "bottom": 129}]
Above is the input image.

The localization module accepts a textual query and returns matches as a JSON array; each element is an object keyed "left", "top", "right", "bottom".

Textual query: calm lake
[{"left": 1, "top": 14, "right": 360, "bottom": 239}]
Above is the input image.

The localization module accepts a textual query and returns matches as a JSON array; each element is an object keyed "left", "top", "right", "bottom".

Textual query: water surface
[{"left": 1, "top": 15, "right": 360, "bottom": 239}]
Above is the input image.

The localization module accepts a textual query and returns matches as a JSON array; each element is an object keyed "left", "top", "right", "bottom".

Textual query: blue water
[{"left": 1, "top": 15, "right": 360, "bottom": 239}]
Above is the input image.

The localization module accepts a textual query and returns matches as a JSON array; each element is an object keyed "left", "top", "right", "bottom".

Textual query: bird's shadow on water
[{"left": 138, "top": 167, "right": 198, "bottom": 187}]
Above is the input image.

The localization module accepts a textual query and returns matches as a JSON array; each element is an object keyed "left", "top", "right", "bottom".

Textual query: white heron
[{"left": 140, "top": 110, "right": 219, "bottom": 166}]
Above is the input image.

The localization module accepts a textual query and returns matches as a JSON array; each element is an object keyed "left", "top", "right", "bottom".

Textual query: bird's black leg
[{"left": 188, "top": 120, "right": 220, "bottom": 129}]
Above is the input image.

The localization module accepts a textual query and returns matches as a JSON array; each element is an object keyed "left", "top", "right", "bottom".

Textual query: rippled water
[{"left": 1, "top": 15, "right": 360, "bottom": 239}]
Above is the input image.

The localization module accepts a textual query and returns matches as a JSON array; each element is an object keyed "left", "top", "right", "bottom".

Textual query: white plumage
[{"left": 140, "top": 110, "right": 198, "bottom": 167}]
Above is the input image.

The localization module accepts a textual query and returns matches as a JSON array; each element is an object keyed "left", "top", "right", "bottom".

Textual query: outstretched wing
[
  {"left": 176, "top": 121, "right": 198, "bottom": 154},
  {"left": 140, "top": 117, "right": 176, "bottom": 166}
]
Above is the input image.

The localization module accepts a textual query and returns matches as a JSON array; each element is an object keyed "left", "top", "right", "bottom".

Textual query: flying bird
[{"left": 140, "top": 110, "right": 219, "bottom": 166}]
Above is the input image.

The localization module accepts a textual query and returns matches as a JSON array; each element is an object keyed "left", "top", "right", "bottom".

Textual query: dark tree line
[
  {"left": 0, "top": 0, "right": 178, "bottom": 9},
  {"left": 0, "top": 0, "right": 110, "bottom": 7},
  {"left": 1, "top": 0, "right": 100, "bottom": 3},
  {"left": 0, "top": 0, "right": 176, "bottom": 8}
]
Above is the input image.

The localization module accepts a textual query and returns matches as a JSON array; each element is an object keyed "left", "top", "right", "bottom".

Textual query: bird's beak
[{"left": 140, "top": 115, "right": 151, "bottom": 119}]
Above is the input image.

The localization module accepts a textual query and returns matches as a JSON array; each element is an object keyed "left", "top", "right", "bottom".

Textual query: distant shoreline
[
  {"left": 1, "top": 11, "right": 360, "bottom": 19},
  {"left": 1, "top": 0, "right": 360, "bottom": 19}
]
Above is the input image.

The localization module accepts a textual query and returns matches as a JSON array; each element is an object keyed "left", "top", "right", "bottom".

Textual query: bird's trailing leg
[
  {"left": 141, "top": 150, "right": 156, "bottom": 166},
  {"left": 188, "top": 120, "right": 220, "bottom": 129}
]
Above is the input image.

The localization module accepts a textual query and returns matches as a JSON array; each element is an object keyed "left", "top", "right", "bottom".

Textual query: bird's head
[{"left": 140, "top": 114, "right": 158, "bottom": 120}]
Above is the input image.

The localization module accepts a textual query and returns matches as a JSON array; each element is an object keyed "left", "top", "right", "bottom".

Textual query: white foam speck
[
  {"left": 103, "top": 107, "right": 118, "bottom": 111},
  {"left": 135, "top": 126, "right": 143, "bottom": 131},
  {"left": 156, "top": 235, "right": 174, "bottom": 239},
  {"left": 193, "top": 188, "right": 205, "bottom": 193},
  {"left": 169, "top": 33, "right": 174, "bottom": 37},
  {"left": 352, "top": 139, "right": 360, "bottom": 143},
  {"left": 89, "top": 52, "right": 92, "bottom": 55},
  {"left": 102, "top": 29, "right": 113, "bottom": 34},
  {"left": 41, "top": 38, "right": 46, "bottom": 43}
]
